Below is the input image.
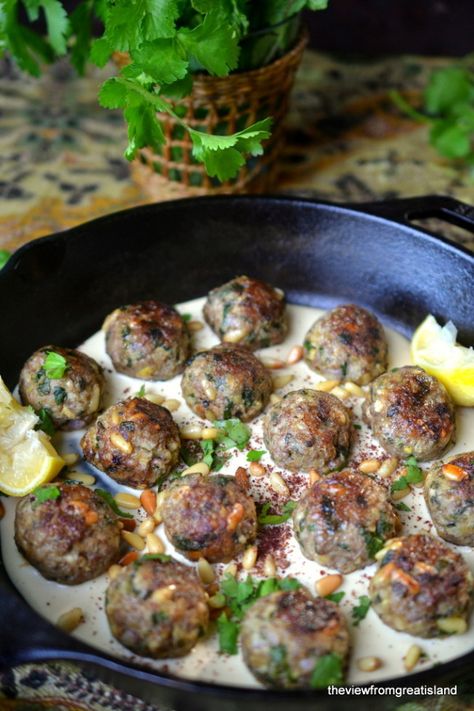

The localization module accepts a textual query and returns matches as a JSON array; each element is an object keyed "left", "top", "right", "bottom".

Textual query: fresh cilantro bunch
[{"left": 0, "top": 0, "right": 329, "bottom": 181}]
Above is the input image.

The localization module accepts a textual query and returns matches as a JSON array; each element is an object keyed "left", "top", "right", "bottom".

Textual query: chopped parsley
[
  {"left": 246, "top": 449, "right": 266, "bottom": 462},
  {"left": 391, "top": 456, "right": 423, "bottom": 493},
  {"left": 33, "top": 484, "right": 60, "bottom": 506},
  {"left": 310, "top": 653, "right": 344, "bottom": 688},
  {"left": 95, "top": 488, "right": 134, "bottom": 519},
  {"left": 325, "top": 591, "right": 345, "bottom": 604},
  {"left": 44, "top": 351, "right": 69, "bottom": 379},
  {"left": 352, "top": 595, "right": 371, "bottom": 626},
  {"left": 258, "top": 500, "right": 296, "bottom": 525},
  {"left": 35, "top": 408, "right": 55, "bottom": 436}
]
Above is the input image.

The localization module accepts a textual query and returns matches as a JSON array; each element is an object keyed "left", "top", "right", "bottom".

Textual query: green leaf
[
  {"left": 424, "top": 67, "right": 472, "bottom": 116},
  {"left": 35, "top": 408, "right": 55, "bottom": 436},
  {"left": 362, "top": 529, "right": 385, "bottom": 559},
  {"left": 352, "top": 595, "right": 371, "bottom": 626},
  {"left": 214, "top": 418, "right": 251, "bottom": 450},
  {"left": 430, "top": 121, "right": 472, "bottom": 159},
  {"left": 246, "top": 449, "right": 265, "bottom": 462},
  {"left": 130, "top": 38, "right": 189, "bottom": 84},
  {"left": 325, "top": 591, "right": 345, "bottom": 604},
  {"left": 33, "top": 484, "right": 60, "bottom": 505},
  {"left": 310, "top": 653, "right": 344, "bottom": 688},
  {"left": 177, "top": 8, "right": 240, "bottom": 76},
  {"left": 391, "top": 456, "right": 424, "bottom": 493},
  {"left": 41, "top": 0, "right": 69, "bottom": 55},
  {"left": 217, "top": 612, "right": 239, "bottom": 654},
  {"left": 69, "top": 0, "right": 94, "bottom": 75},
  {"left": 90, "top": 37, "right": 114, "bottom": 67},
  {"left": 95, "top": 488, "right": 134, "bottom": 518},
  {"left": 98, "top": 77, "right": 129, "bottom": 109},
  {"left": 141, "top": 553, "right": 172, "bottom": 562},
  {"left": 44, "top": 351, "right": 68, "bottom": 379},
  {"left": 258, "top": 500, "right": 296, "bottom": 525},
  {"left": 0, "top": 250, "right": 11, "bottom": 270},
  {"left": 395, "top": 502, "right": 411, "bottom": 512},
  {"left": 135, "top": 384, "right": 146, "bottom": 397},
  {"left": 124, "top": 104, "right": 165, "bottom": 159}
]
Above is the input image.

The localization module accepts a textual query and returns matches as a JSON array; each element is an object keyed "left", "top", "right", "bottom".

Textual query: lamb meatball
[
  {"left": 303, "top": 304, "right": 388, "bottom": 385},
  {"left": 19, "top": 346, "right": 103, "bottom": 430},
  {"left": 241, "top": 587, "right": 349, "bottom": 689},
  {"left": 81, "top": 397, "right": 180, "bottom": 488},
  {"left": 293, "top": 470, "right": 400, "bottom": 573},
  {"left": 160, "top": 474, "right": 257, "bottom": 563},
  {"left": 203, "top": 275, "right": 287, "bottom": 350},
  {"left": 424, "top": 452, "right": 474, "bottom": 546},
  {"left": 263, "top": 389, "right": 352, "bottom": 473},
  {"left": 369, "top": 534, "right": 473, "bottom": 638},
  {"left": 181, "top": 344, "right": 272, "bottom": 422},
  {"left": 14, "top": 482, "right": 121, "bottom": 585},
  {"left": 106, "top": 556, "right": 209, "bottom": 658},
  {"left": 104, "top": 300, "right": 190, "bottom": 381},
  {"left": 363, "top": 366, "right": 456, "bottom": 461}
]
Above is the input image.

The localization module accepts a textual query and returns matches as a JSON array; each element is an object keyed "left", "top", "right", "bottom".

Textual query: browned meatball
[
  {"left": 203, "top": 275, "right": 287, "bottom": 350},
  {"left": 181, "top": 344, "right": 273, "bottom": 422},
  {"left": 369, "top": 534, "right": 473, "bottom": 638},
  {"left": 303, "top": 304, "right": 388, "bottom": 385},
  {"left": 424, "top": 452, "right": 474, "bottom": 546},
  {"left": 104, "top": 301, "right": 190, "bottom": 381},
  {"left": 263, "top": 389, "right": 352, "bottom": 473},
  {"left": 241, "top": 588, "right": 349, "bottom": 689},
  {"left": 293, "top": 470, "right": 400, "bottom": 573},
  {"left": 160, "top": 474, "right": 257, "bottom": 563},
  {"left": 105, "top": 556, "right": 209, "bottom": 658},
  {"left": 363, "top": 366, "right": 456, "bottom": 461},
  {"left": 81, "top": 397, "right": 180, "bottom": 489},
  {"left": 14, "top": 482, "right": 121, "bottom": 584},
  {"left": 19, "top": 346, "right": 104, "bottom": 430}
]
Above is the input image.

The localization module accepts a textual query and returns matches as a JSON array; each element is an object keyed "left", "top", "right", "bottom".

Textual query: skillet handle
[{"left": 351, "top": 195, "right": 474, "bottom": 234}]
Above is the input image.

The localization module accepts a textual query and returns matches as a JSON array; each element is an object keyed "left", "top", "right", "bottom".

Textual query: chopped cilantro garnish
[
  {"left": 33, "top": 484, "right": 60, "bottom": 505},
  {"left": 310, "top": 653, "right": 344, "bottom": 688},
  {"left": 258, "top": 500, "right": 296, "bottom": 525},
  {"left": 0, "top": 250, "right": 11, "bottom": 270},
  {"left": 391, "top": 456, "right": 424, "bottom": 493},
  {"left": 214, "top": 418, "right": 251, "bottom": 450},
  {"left": 340, "top": 362, "right": 348, "bottom": 377},
  {"left": 35, "top": 408, "right": 55, "bottom": 436},
  {"left": 135, "top": 384, "right": 146, "bottom": 397},
  {"left": 181, "top": 313, "right": 192, "bottom": 322},
  {"left": 395, "top": 502, "right": 411, "bottom": 512},
  {"left": 246, "top": 449, "right": 266, "bottom": 462},
  {"left": 217, "top": 612, "right": 239, "bottom": 655},
  {"left": 95, "top": 488, "right": 134, "bottom": 518},
  {"left": 362, "top": 529, "right": 385, "bottom": 558},
  {"left": 141, "top": 553, "right": 172, "bottom": 563},
  {"left": 353, "top": 423, "right": 362, "bottom": 430},
  {"left": 44, "top": 351, "right": 68, "bottom": 379},
  {"left": 352, "top": 595, "right": 371, "bottom": 626},
  {"left": 325, "top": 591, "right": 345, "bottom": 604}
]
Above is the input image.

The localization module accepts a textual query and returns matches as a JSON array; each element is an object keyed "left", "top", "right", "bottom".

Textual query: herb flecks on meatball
[
  {"left": 304, "top": 304, "right": 388, "bottom": 385},
  {"left": 293, "top": 470, "right": 400, "bottom": 573},
  {"left": 81, "top": 397, "right": 180, "bottom": 489},
  {"left": 363, "top": 366, "right": 456, "bottom": 461},
  {"left": 241, "top": 587, "right": 349, "bottom": 689},
  {"left": 105, "top": 556, "right": 209, "bottom": 658},
  {"left": 181, "top": 344, "right": 273, "bottom": 422},
  {"left": 14, "top": 482, "right": 121, "bottom": 585},
  {"left": 160, "top": 474, "right": 257, "bottom": 563},
  {"left": 104, "top": 300, "right": 190, "bottom": 381},
  {"left": 424, "top": 452, "right": 474, "bottom": 546},
  {"left": 263, "top": 389, "right": 352, "bottom": 473},
  {"left": 203, "top": 275, "right": 287, "bottom": 350},
  {"left": 19, "top": 346, "right": 104, "bottom": 430},
  {"left": 370, "top": 534, "right": 473, "bottom": 638}
]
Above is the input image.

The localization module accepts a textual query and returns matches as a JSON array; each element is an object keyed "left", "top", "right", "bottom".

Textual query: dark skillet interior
[{"left": 0, "top": 195, "right": 473, "bottom": 710}]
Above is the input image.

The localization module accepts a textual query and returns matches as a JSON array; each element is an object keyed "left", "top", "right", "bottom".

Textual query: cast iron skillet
[{"left": 0, "top": 194, "right": 473, "bottom": 710}]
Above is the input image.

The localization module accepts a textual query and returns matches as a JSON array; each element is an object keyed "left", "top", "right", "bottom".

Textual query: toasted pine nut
[
  {"left": 263, "top": 554, "right": 277, "bottom": 577},
  {"left": 110, "top": 432, "right": 133, "bottom": 454},
  {"left": 270, "top": 393, "right": 282, "bottom": 404},
  {"left": 107, "top": 564, "right": 123, "bottom": 580},
  {"left": 314, "top": 379, "right": 340, "bottom": 392},
  {"left": 102, "top": 308, "right": 120, "bottom": 331},
  {"left": 111, "top": 411, "right": 121, "bottom": 426},
  {"left": 146, "top": 532, "right": 165, "bottom": 554},
  {"left": 188, "top": 320, "right": 204, "bottom": 332},
  {"left": 377, "top": 457, "right": 399, "bottom": 478},
  {"left": 404, "top": 644, "right": 422, "bottom": 671},
  {"left": 309, "top": 469, "right": 321, "bottom": 485},
  {"left": 269, "top": 471, "right": 289, "bottom": 496},
  {"left": 182, "top": 462, "right": 210, "bottom": 477},
  {"left": 391, "top": 487, "right": 410, "bottom": 501},
  {"left": 272, "top": 374, "right": 294, "bottom": 390},
  {"left": 197, "top": 557, "right": 215, "bottom": 584},
  {"left": 66, "top": 471, "right": 95, "bottom": 486},
  {"left": 242, "top": 545, "right": 258, "bottom": 571},
  {"left": 249, "top": 462, "right": 266, "bottom": 477},
  {"left": 223, "top": 328, "right": 247, "bottom": 343},
  {"left": 144, "top": 392, "right": 165, "bottom": 405},
  {"left": 357, "top": 656, "right": 382, "bottom": 672},
  {"left": 162, "top": 398, "right": 180, "bottom": 412},
  {"left": 344, "top": 381, "right": 365, "bottom": 397},
  {"left": 114, "top": 492, "right": 141, "bottom": 509},
  {"left": 118, "top": 550, "right": 139, "bottom": 566},
  {"left": 137, "top": 366, "right": 154, "bottom": 378},
  {"left": 63, "top": 453, "right": 79, "bottom": 466},
  {"left": 375, "top": 538, "right": 403, "bottom": 561},
  {"left": 359, "top": 459, "right": 381, "bottom": 474},
  {"left": 261, "top": 358, "right": 285, "bottom": 370},
  {"left": 437, "top": 617, "right": 467, "bottom": 634},
  {"left": 224, "top": 562, "right": 237, "bottom": 577},
  {"left": 0, "top": 501, "right": 4, "bottom": 520},
  {"left": 208, "top": 593, "right": 226, "bottom": 609},
  {"left": 315, "top": 574, "right": 343, "bottom": 597},
  {"left": 181, "top": 425, "right": 203, "bottom": 440},
  {"left": 331, "top": 385, "right": 349, "bottom": 400},
  {"left": 140, "top": 489, "right": 157, "bottom": 517},
  {"left": 287, "top": 345, "right": 304, "bottom": 365},
  {"left": 442, "top": 463, "right": 467, "bottom": 482},
  {"left": 121, "top": 530, "right": 146, "bottom": 550},
  {"left": 201, "top": 427, "right": 219, "bottom": 440},
  {"left": 137, "top": 517, "right": 156, "bottom": 537},
  {"left": 151, "top": 587, "right": 174, "bottom": 604},
  {"left": 57, "top": 607, "right": 84, "bottom": 633}
]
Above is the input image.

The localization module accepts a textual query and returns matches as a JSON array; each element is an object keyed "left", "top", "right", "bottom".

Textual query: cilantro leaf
[
  {"left": 247, "top": 449, "right": 266, "bottom": 462},
  {"left": 258, "top": 500, "right": 296, "bottom": 525},
  {"left": 362, "top": 529, "right": 385, "bottom": 559},
  {"left": 310, "top": 653, "right": 344, "bottom": 688},
  {"left": 141, "top": 553, "right": 172, "bottom": 562},
  {"left": 395, "top": 502, "right": 411, "bottom": 512},
  {"left": 33, "top": 484, "right": 60, "bottom": 505},
  {"left": 44, "top": 351, "right": 68, "bottom": 379},
  {"left": 424, "top": 67, "right": 472, "bottom": 116},
  {"left": 136, "top": 385, "right": 146, "bottom": 397},
  {"left": 35, "top": 408, "right": 55, "bottom": 436},
  {"left": 217, "top": 612, "right": 239, "bottom": 655},
  {"left": 23, "top": 0, "right": 69, "bottom": 55},
  {"left": 95, "top": 488, "right": 134, "bottom": 519},
  {"left": 325, "top": 591, "right": 345, "bottom": 604},
  {"left": 391, "top": 457, "right": 424, "bottom": 493},
  {"left": 352, "top": 595, "right": 371, "bottom": 626},
  {"left": 130, "top": 38, "right": 189, "bottom": 85},
  {"left": 0, "top": 250, "right": 11, "bottom": 270},
  {"left": 214, "top": 418, "right": 251, "bottom": 450},
  {"left": 177, "top": 8, "right": 240, "bottom": 76}
]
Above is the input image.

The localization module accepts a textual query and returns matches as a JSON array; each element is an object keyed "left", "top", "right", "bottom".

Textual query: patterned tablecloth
[{"left": 1, "top": 48, "right": 473, "bottom": 711}]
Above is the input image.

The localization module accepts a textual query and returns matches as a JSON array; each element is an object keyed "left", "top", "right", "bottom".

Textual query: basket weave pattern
[{"left": 119, "top": 34, "right": 307, "bottom": 198}]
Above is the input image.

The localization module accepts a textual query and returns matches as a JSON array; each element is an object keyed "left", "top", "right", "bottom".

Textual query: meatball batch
[
  {"left": 15, "top": 482, "right": 121, "bottom": 585},
  {"left": 81, "top": 397, "right": 180, "bottom": 489},
  {"left": 19, "top": 346, "right": 104, "bottom": 430},
  {"left": 303, "top": 304, "right": 388, "bottom": 385},
  {"left": 103, "top": 300, "right": 190, "bottom": 381},
  {"left": 363, "top": 366, "right": 456, "bottom": 461},
  {"left": 241, "top": 587, "right": 349, "bottom": 689},
  {"left": 203, "top": 275, "right": 287, "bottom": 350},
  {"left": 181, "top": 344, "right": 272, "bottom": 422},
  {"left": 370, "top": 534, "right": 473, "bottom": 638},
  {"left": 263, "top": 389, "right": 352, "bottom": 473},
  {"left": 106, "top": 556, "right": 209, "bottom": 658},
  {"left": 293, "top": 470, "right": 400, "bottom": 573},
  {"left": 160, "top": 474, "right": 257, "bottom": 563},
  {"left": 424, "top": 452, "right": 474, "bottom": 546}
]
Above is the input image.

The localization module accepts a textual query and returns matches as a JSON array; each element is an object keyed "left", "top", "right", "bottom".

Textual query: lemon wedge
[
  {"left": 411, "top": 315, "right": 474, "bottom": 407},
  {"left": 0, "top": 376, "right": 65, "bottom": 496}
]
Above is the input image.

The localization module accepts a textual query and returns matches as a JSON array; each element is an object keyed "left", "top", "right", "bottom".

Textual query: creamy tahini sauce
[{"left": 1, "top": 298, "right": 473, "bottom": 687}]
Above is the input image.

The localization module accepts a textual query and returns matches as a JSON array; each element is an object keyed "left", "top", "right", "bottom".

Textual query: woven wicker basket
[{"left": 116, "top": 33, "right": 307, "bottom": 198}]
